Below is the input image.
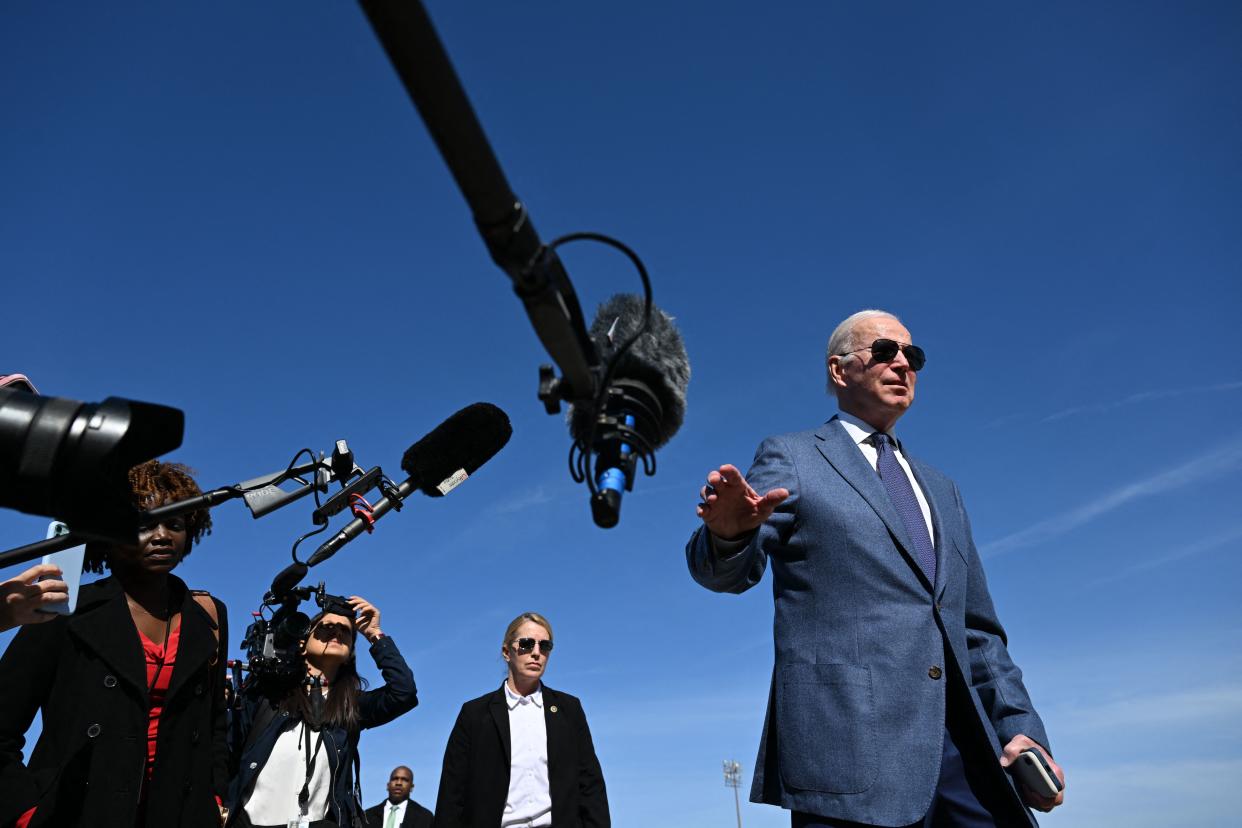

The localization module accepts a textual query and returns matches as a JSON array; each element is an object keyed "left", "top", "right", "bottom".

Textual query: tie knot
[{"left": 870, "top": 432, "right": 893, "bottom": 448}]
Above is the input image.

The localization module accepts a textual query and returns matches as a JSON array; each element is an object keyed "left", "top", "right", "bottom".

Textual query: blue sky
[{"left": 2, "top": 2, "right": 1240, "bottom": 826}]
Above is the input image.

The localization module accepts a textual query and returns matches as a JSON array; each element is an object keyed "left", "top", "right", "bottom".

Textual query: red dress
[{"left": 139, "top": 624, "right": 181, "bottom": 789}]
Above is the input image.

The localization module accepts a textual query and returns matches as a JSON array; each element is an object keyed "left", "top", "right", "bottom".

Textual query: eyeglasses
[
  {"left": 513, "top": 637, "right": 554, "bottom": 655},
  {"left": 838, "top": 338, "right": 926, "bottom": 371}
]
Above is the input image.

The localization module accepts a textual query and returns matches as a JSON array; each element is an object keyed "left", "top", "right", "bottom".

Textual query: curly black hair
[{"left": 83, "top": 460, "right": 213, "bottom": 574}]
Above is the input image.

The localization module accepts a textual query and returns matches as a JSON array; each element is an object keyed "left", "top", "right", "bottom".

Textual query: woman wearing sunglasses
[
  {"left": 434, "top": 612, "right": 610, "bottom": 828},
  {"left": 226, "top": 595, "right": 416, "bottom": 828},
  {"left": 0, "top": 460, "right": 229, "bottom": 828}
]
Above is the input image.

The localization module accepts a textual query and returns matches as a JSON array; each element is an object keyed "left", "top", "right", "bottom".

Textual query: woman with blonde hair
[{"left": 435, "top": 612, "right": 609, "bottom": 828}]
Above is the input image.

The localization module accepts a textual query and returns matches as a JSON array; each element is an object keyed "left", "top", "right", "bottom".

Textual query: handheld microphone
[
  {"left": 568, "top": 293, "right": 690, "bottom": 528},
  {"left": 306, "top": 403, "right": 512, "bottom": 566}
]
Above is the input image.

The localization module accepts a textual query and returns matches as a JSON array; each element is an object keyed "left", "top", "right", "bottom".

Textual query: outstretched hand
[
  {"left": 0, "top": 564, "right": 68, "bottom": 632},
  {"left": 696, "top": 464, "right": 789, "bottom": 541}
]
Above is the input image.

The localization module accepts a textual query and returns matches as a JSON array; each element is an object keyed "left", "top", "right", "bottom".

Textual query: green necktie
[{"left": 385, "top": 805, "right": 398, "bottom": 828}]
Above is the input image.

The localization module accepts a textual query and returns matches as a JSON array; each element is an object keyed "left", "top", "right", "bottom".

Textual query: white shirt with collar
[
  {"left": 712, "top": 411, "right": 935, "bottom": 553},
  {"left": 381, "top": 798, "right": 408, "bottom": 827},
  {"left": 833, "top": 411, "right": 935, "bottom": 544},
  {"left": 502, "top": 681, "right": 553, "bottom": 828}
]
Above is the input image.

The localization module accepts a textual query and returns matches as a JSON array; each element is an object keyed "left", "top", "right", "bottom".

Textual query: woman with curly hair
[{"left": 0, "top": 459, "right": 230, "bottom": 828}]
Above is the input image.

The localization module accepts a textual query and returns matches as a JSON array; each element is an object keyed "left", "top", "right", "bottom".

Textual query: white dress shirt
[
  {"left": 381, "top": 798, "right": 408, "bottom": 828},
  {"left": 243, "top": 719, "right": 331, "bottom": 825},
  {"left": 712, "top": 412, "right": 935, "bottom": 552},
  {"left": 501, "top": 681, "right": 553, "bottom": 828},
  {"left": 833, "top": 411, "right": 935, "bottom": 544}
]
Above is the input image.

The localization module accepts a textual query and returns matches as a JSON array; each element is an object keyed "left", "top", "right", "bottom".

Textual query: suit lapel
[
  {"left": 488, "top": 686, "right": 512, "bottom": 767},
  {"left": 67, "top": 577, "right": 148, "bottom": 697},
  {"left": 814, "top": 418, "right": 933, "bottom": 594}
]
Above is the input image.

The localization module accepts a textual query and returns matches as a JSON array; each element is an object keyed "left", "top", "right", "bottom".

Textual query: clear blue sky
[{"left": 3, "top": 2, "right": 1240, "bottom": 826}]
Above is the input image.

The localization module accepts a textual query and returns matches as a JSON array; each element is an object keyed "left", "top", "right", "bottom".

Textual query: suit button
[
  {"left": 194, "top": 684, "right": 204, "bottom": 696},
  {"left": 86, "top": 723, "right": 102, "bottom": 738},
  {"left": 103, "top": 675, "right": 117, "bottom": 688},
  {"left": 928, "top": 666, "right": 943, "bottom": 680},
  {"left": 935, "top": 603, "right": 943, "bottom": 612},
  {"left": 249, "top": 762, "right": 258, "bottom": 770}
]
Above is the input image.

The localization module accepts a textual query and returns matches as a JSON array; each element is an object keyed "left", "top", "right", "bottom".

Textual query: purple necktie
[{"left": 871, "top": 432, "right": 936, "bottom": 585}]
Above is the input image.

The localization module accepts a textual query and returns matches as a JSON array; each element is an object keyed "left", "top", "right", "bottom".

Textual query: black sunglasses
[
  {"left": 839, "top": 338, "right": 926, "bottom": 371},
  {"left": 513, "top": 637, "right": 554, "bottom": 655}
]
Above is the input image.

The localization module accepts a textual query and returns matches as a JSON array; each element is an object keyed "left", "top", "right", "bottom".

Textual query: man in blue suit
[{"left": 687, "top": 310, "right": 1065, "bottom": 827}]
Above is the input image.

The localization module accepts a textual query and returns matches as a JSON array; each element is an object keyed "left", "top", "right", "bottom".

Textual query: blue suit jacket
[{"left": 686, "top": 418, "right": 1050, "bottom": 826}]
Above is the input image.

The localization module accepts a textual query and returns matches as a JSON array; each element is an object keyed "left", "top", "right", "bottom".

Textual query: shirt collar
[
  {"left": 834, "top": 411, "right": 903, "bottom": 452},
  {"left": 504, "top": 680, "right": 544, "bottom": 710}
]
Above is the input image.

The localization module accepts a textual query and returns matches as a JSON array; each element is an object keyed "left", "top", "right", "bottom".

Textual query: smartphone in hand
[
  {"left": 1009, "top": 748, "right": 1062, "bottom": 798},
  {"left": 36, "top": 521, "right": 86, "bottom": 615}
]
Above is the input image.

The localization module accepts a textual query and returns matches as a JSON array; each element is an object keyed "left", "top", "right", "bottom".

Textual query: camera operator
[
  {"left": 0, "top": 460, "right": 229, "bottom": 828},
  {"left": 0, "top": 563, "right": 69, "bottom": 633},
  {"left": 226, "top": 594, "right": 417, "bottom": 828}
]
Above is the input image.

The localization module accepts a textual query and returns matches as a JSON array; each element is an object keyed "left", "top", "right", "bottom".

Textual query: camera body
[{"left": 239, "top": 582, "right": 352, "bottom": 692}]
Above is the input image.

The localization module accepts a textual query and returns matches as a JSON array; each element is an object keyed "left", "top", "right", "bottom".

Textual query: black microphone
[
  {"left": 568, "top": 293, "right": 690, "bottom": 528},
  {"left": 305, "top": 403, "right": 512, "bottom": 566},
  {"left": 269, "top": 561, "right": 309, "bottom": 597}
]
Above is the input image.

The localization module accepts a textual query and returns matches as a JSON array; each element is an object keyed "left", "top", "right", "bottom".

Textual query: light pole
[{"left": 722, "top": 760, "right": 742, "bottom": 828}]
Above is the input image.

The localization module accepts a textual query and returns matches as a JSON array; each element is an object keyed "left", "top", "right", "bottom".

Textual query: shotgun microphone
[{"left": 306, "top": 403, "right": 512, "bottom": 567}]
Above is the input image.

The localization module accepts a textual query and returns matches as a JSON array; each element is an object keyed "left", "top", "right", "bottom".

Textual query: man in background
[{"left": 365, "top": 765, "right": 433, "bottom": 828}]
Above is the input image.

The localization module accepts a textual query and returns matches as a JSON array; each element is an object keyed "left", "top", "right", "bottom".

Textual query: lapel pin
[{"left": 550, "top": 705, "right": 558, "bottom": 713}]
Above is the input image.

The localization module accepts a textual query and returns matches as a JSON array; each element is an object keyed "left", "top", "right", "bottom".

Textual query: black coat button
[
  {"left": 194, "top": 684, "right": 204, "bottom": 696},
  {"left": 928, "top": 666, "right": 943, "bottom": 680},
  {"left": 86, "top": 723, "right": 102, "bottom": 738},
  {"left": 103, "top": 675, "right": 117, "bottom": 688}
]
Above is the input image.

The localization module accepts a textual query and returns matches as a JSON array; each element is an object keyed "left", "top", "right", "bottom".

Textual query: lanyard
[{"left": 297, "top": 720, "right": 326, "bottom": 817}]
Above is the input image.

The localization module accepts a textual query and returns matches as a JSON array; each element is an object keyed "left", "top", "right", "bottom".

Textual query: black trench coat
[{"left": 0, "top": 575, "right": 229, "bottom": 828}]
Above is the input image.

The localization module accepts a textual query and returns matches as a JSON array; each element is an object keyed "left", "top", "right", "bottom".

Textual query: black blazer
[
  {"left": 363, "top": 798, "right": 434, "bottom": 828},
  {"left": 0, "top": 575, "right": 229, "bottom": 828},
  {"left": 434, "top": 684, "right": 609, "bottom": 828}
]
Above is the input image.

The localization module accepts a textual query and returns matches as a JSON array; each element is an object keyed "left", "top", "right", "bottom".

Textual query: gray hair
[{"left": 824, "top": 309, "right": 902, "bottom": 396}]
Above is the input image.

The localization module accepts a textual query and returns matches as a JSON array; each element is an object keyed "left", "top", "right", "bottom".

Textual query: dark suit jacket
[
  {"left": 434, "top": 684, "right": 609, "bottom": 828},
  {"left": 686, "top": 418, "right": 1050, "bottom": 826},
  {"left": 364, "top": 797, "right": 434, "bottom": 828},
  {"left": 0, "top": 575, "right": 229, "bottom": 828}
]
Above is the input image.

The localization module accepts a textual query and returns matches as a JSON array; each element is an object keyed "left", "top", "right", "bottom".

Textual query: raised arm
[{"left": 352, "top": 596, "right": 418, "bottom": 728}]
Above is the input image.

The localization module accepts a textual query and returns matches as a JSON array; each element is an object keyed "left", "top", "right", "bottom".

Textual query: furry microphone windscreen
[
  {"left": 400, "top": 402, "right": 513, "bottom": 497},
  {"left": 568, "top": 293, "right": 690, "bottom": 448}
]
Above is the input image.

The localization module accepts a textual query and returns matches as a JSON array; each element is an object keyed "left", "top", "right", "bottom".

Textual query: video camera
[{"left": 239, "top": 581, "right": 353, "bottom": 692}]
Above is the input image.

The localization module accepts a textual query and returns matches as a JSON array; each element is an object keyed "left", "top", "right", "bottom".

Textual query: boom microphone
[
  {"left": 305, "top": 403, "right": 512, "bottom": 566},
  {"left": 568, "top": 293, "right": 690, "bottom": 528}
]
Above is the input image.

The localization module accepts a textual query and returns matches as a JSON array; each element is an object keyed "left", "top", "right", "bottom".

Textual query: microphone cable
[{"left": 541, "top": 232, "right": 661, "bottom": 504}]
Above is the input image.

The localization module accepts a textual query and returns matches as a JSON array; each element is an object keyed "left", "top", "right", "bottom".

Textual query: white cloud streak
[
  {"left": 1087, "top": 524, "right": 1242, "bottom": 586},
  {"left": 981, "top": 435, "right": 1242, "bottom": 557},
  {"left": 1041, "top": 381, "right": 1242, "bottom": 422},
  {"left": 1050, "top": 684, "right": 1242, "bottom": 733}
]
